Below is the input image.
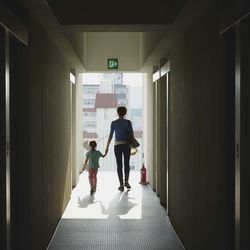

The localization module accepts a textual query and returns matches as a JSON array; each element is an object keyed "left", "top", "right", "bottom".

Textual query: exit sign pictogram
[{"left": 108, "top": 58, "right": 118, "bottom": 69}]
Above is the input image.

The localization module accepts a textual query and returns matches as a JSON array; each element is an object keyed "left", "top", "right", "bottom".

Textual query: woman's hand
[{"left": 105, "top": 146, "right": 109, "bottom": 155}]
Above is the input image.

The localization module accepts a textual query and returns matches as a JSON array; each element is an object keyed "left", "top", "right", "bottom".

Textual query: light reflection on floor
[{"left": 62, "top": 171, "right": 142, "bottom": 219}]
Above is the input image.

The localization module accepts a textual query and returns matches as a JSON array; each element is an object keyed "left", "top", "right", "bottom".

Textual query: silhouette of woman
[{"left": 106, "top": 106, "right": 134, "bottom": 191}]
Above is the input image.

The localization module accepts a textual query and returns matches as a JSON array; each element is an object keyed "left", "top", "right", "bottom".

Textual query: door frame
[{"left": 152, "top": 61, "right": 170, "bottom": 211}]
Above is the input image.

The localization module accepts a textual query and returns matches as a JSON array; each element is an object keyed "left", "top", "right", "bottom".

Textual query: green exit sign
[{"left": 108, "top": 58, "right": 118, "bottom": 69}]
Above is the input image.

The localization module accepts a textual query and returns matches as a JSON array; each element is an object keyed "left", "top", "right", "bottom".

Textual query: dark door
[
  {"left": 0, "top": 25, "right": 7, "bottom": 250},
  {"left": 0, "top": 25, "right": 29, "bottom": 250},
  {"left": 9, "top": 32, "right": 29, "bottom": 250}
]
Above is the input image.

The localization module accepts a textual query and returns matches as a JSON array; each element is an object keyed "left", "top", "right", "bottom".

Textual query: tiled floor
[{"left": 47, "top": 171, "right": 185, "bottom": 250}]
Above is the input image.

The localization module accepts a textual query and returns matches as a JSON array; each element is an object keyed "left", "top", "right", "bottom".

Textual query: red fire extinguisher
[{"left": 139, "top": 163, "right": 149, "bottom": 185}]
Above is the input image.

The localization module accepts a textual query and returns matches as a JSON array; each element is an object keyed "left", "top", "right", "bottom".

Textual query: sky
[
  {"left": 82, "top": 73, "right": 143, "bottom": 87},
  {"left": 123, "top": 73, "right": 143, "bottom": 87}
]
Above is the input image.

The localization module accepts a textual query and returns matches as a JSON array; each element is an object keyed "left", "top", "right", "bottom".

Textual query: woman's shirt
[
  {"left": 109, "top": 118, "right": 133, "bottom": 144},
  {"left": 85, "top": 150, "right": 102, "bottom": 169}
]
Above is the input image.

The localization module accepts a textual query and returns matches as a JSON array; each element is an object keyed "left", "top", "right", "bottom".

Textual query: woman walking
[{"left": 106, "top": 106, "right": 134, "bottom": 191}]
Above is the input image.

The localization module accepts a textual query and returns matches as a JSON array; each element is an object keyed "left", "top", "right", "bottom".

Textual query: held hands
[{"left": 103, "top": 146, "right": 109, "bottom": 157}]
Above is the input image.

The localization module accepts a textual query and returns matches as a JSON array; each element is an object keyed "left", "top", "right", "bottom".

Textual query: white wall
[
  {"left": 85, "top": 32, "right": 140, "bottom": 71},
  {"left": 72, "top": 71, "right": 84, "bottom": 187},
  {"left": 82, "top": 31, "right": 168, "bottom": 71},
  {"left": 143, "top": 70, "right": 154, "bottom": 185},
  {"left": 96, "top": 108, "right": 116, "bottom": 133},
  {"left": 96, "top": 108, "right": 116, "bottom": 170},
  {"left": 100, "top": 79, "right": 113, "bottom": 93}
]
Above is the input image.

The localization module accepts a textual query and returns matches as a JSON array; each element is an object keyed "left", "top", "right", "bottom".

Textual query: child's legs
[
  {"left": 88, "top": 169, "right": 98, "bottom": 188},
  {"left": 92, "top": 169, "right": 98, "bottom": 187},
  {"left": 88, "top": 169, "right": 94, "bottom": 187}
]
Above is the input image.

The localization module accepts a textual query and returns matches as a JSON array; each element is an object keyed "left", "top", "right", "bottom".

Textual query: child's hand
[
  {"left": 80, "top": 159, "right": 88, "bottom": 173},
  {"left": 83, "top": 162, "right": 87, "bottom": 170},
  {"left": 79, "top": 164, "right": 86, "bottom": 174}
]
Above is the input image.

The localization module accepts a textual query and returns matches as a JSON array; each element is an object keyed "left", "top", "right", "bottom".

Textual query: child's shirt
[{"left": 85, "top": 150, "right": 102, "bottom": 169}]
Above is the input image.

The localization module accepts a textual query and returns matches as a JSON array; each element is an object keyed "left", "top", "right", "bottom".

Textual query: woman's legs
[
  {"left": 123, "top": 145, "right": 131, "bottom": 184},
  {"left": 114, "top": 145, "right": 123, "bottom": 186},
  {"left": 114, "top": 144, "right": 131, "bottom": 188}
]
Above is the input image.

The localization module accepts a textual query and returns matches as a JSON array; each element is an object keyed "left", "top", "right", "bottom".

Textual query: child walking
[{"left": 82, "top": 141, "right": 108, "bottom": 194}]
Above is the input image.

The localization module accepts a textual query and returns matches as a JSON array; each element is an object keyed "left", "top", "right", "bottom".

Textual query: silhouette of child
[{"left": 82, "top": 141, "right": 108, "bottom": 194}]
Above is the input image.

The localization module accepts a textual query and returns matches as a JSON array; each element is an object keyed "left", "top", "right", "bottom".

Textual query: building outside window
[{"left": 82, "top": 73, "right": 143, "bottom": 171}]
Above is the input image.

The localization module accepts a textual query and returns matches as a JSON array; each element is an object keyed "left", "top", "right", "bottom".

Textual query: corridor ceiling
[
  {"left": 47, "top": 0, "right": 187, "bottom": 25},
  {"left": 10, "top": 0, "right": 218, "bottom": 71}
]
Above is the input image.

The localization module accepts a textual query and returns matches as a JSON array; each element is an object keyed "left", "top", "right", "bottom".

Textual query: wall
[
  {"left": 72, "top": 71, "right": 83, "bottom": 187},
  {"left": 143, "top": 71, "right": 154, "bottom": 187},
  {"left": 168, "top": 6, "right": 235, "bottom": 250},
  {"left": 85, "top": 32, "right": 140, "bottom": 71},
  {"left": 66, "top": 32, "right": 85, "bottom": 65},
  {"left": 75, "top": 72, "right": 84, "bottom": 185},
  {"left": 85, "top": 31, "right": 166, "bottom": 72},
  {"left": 29, "top": 16, "right": 72, "bottom": 250},
  {"left": 139, "top": 32, "right": 166, "bottom": 67},
  {"left": 96, "top": 108, "right": 117, "bottom": 171}
]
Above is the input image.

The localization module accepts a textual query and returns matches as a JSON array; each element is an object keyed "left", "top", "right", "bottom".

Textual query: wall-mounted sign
[{"left": 108, "top": 58, "right": 118, "bottom": 69}]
